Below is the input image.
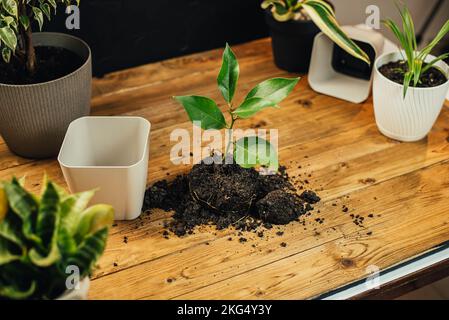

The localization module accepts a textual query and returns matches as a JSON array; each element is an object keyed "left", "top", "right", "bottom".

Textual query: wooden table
[{"left": 2, "top": 38, "right": 449, "bottom": 300}]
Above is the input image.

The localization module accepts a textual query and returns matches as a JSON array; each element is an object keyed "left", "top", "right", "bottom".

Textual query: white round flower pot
[
  {"left": 56, "top": 278, "right": 90, "bottom": 300},
  {"left": 373, "top": 51, "right": 449, "bottom": 142}
]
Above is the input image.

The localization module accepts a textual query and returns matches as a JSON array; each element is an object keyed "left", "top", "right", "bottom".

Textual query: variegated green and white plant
[
  {"left": 0, "top": 176, "right": 113, "bottom": 300},
  {"left": 0, "top": 0, "right": 79, "bottom": 73},
  {"left": 261, "top": 0, "right": 370, "bottom": 64},
  {"left": 383, "top": 3, "right": 449, "bottom": 97}
]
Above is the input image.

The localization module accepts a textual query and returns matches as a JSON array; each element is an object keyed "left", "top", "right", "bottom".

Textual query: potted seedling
[
  {"left": 373, "top": 4, "right": 449, "bottom": 142},
  {"left": 174, "top": 44, "right": 299, "bottom": 171},
  {"left": 0, "top": 0, "right": 91, "bottom": 158},
  {"left": 261, "top": 0, "right": 370, "bottom": 73},
  {"left": 0, "top": 177, "right": 113, "bottom": 300},
  {"left": 172, "top": 44, "right": 300, "bottom": 215}
]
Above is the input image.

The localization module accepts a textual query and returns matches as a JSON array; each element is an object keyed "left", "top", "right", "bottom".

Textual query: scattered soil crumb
[
  {"left": 359, "top": 178, "right": 376, "bottom": 184},
  {"left": 296, "top": 99, "right": 313, "bottom": 108}
]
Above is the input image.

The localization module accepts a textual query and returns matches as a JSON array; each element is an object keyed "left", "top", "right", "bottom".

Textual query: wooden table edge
[{"left": 315, "top": 241, "right": 449, "bottom": 300}]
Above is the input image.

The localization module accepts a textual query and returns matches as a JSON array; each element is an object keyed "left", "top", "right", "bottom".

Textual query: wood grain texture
[{"left": 1, "top": 38, "right": 449, "bottom": 300}]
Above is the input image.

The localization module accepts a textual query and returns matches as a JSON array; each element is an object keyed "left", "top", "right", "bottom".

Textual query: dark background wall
[{"left": 46, "top": 0, "right": 269, "bottom": 77}]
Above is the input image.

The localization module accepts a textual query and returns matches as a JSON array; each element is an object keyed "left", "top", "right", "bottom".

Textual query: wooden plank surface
[{"left": 2, "top": 38, "right": 449, "bottom": 299}]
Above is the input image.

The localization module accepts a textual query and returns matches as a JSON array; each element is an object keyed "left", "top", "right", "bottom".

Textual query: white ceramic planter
[
  {"left": 57, "top": 278, "right": 90, "bottom": 300},
  {"left": 373, "top": 51, "right": 449, "bottom": 142},
  {"left": 58, "top": 116, "right": 151, "bottom": 220}
]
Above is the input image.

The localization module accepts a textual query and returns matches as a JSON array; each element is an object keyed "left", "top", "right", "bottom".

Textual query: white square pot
[{"left": 58, "top": 116, "right": 151, "bottom": 220}]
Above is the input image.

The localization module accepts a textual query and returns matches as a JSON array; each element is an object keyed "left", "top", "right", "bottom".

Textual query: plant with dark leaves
[
  {"left": 0, "top": 0, "right": 79, "bottom": 73},
  {"left": 0, "top": 176, "right": 113, "bottom": 300}
]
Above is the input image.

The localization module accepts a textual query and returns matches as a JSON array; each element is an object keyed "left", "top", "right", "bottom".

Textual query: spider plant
[
  {"left": 383, "top": 3, "right": 449, "bottom": 97},
  {"left": 261, "top": 0, "right": 370, "bottom": 65}
]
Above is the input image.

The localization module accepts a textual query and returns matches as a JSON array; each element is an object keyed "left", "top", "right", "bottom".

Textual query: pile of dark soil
[
  {"left": 379, "top": 60, "right": 447, "bottom": 88},
  {"left": 0, "top": 46, "right": 85, "bottom": 85},
  {"left": 142, "top": 158, "right": 321, "bottom": 237}
]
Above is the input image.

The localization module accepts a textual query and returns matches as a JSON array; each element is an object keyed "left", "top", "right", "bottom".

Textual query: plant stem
[
  {"left": 19, "top": 2, "right": 36, "bottom": 74},
  {"left": 25, "top": 27, "right": 36, "bottom": 74},
  {"left": 225, "top": 103, "right": 236, "bottom": 156}
]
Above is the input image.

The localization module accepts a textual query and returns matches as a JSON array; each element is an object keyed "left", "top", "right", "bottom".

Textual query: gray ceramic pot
[{"left": 0, "top": 32, "right": 92, "bottom": 159}]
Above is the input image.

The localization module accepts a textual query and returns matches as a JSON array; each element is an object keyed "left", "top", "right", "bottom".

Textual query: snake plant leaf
[
  {"left": 245, "top": 77, "right": 300, "bottom": 104},
  {"left": 60, "top": 190, "right": 96, "bottom": 237},
  {"left": 3, "top": 179, "right": 41, "bottom": 245},
  {"left": 234, "top": 136, "right": 279, "bottom": 171},
  {"left": 0, "top": 236, "right": 23, "bottom": 265},
  {"left": 28, "top": 240, "right": 60, "bottom": 267},
  {"left": 75, "top": 204, "right": 114, "bottom": 243},
  {"left": 234, "top": 97, "right": 278, "bottom": 119},
  {"left": 67, "top": 228, "right": 109, "bottom": 277},
  {"left": 0, "top": 278, "right": 36, "bottom": 300},
  {"left": 0, "top": 212, "right": 25, "bottom": 262},
  {"left": 302, "top": 0, "right": 370, "bottom": 65},
  {"left": 174, "top": 95, "right": 227, "bottom": 130},
  {"left": 217, "top": 43, "right": 239, "bottom": 103},
  {"left": 36, "top": 182, "right": 59, "bottom": 246}
]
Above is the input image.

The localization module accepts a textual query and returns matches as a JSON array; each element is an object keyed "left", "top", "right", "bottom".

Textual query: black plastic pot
[{"left": 264, "top": 11, "right": 320, "bottom": 73}]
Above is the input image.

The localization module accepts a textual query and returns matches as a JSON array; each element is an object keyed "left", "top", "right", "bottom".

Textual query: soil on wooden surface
[
  {"left": 379, "top": 60, "right": 447, "bottom": 88},
  {"left": 142, "top": 157, "right": 321, "bottom": 237},
  {"left": 0, "top": 46, "right": 85, "bottom": 85}
]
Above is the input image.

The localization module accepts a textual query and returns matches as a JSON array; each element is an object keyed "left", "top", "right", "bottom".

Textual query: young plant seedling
[
  {"left": 174, "top": 44, "right": 300, "bottom": 171},
  {"left": 0, "top": 0, "right": 80, "bottom": 73},
  {"left": 383, "top": 3, "right": 449, "bottom": 97}
]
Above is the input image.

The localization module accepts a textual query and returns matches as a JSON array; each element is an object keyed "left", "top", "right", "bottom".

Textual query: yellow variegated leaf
[{"left": 302, "top": 0, "right": 370, "bottom": 65}]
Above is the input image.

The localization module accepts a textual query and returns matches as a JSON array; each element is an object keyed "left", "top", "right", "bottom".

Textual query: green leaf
[
  {"left": 2, "top": 0, "right": 18, "bottom": 18},
  {"left": 2, "top": 47, "right": 11, "bottom": 63},
  {"left": 0, "top": 239, "right": 21, "bottom": 265},
  {"left": 60, "top": 190, "right": 96, "bottom": 237},
  {"left": 0, "top": 212, "right": 25, "bottom": 261},
  {"left": 302, "top": 0, "right": 370, "bottom": 64},
  {"left": 0, "top": 278, "right": 36, "bottom": 300},
  {"left": 32, "top": 7, "right": 44, "bottom": 31},
  {"left": 421, "top": 53, "right": 449, "bottom": 74},
  {"left": 19, "top": 15, "right": 30, "bottom": 31},
  {"left": 67, "top": 228, "right": 109, "bottom": 277},
  {"left": 233, "top": 97, "right": 277, "bottom": 119},
  {"left": 0, "top": 26, "right": 17, "bottom": 51},
  {"left": 36, "top": 182, "right": 59, "bottom": 246},
  {"left": 245, "top": 77, "right": 300, "bottom": 104},
  {"left": 403, "top": 71, "right": 413, "bottom": 98},
  {"left": 3, "top": 179, "right": 41, "bottom": 244},
  {"left": 75, "top": 204, "right": 114, "bottom": 243},
  {"left": 28, "top": 241, "right": 60, "bottom": 267},
  {"left": 174, "top": 95, "right": 227, "bottom": 130},
  {"left": 234, "top": 136, "right": 279, "bottom": 171},
  {"left": 217, "top": 44, "right": 239, "bottom": 103},
  {"left": 40, "top": 3, "right": 51, "bottom": 21}
]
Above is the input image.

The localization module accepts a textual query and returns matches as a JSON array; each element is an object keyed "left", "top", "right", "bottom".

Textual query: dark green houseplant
[
  {"left": 0, "top": 177, "right": 113, "bottom": 300},
  {"left": 0, "top": 0, "right": 92, "bottom": 159}
]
